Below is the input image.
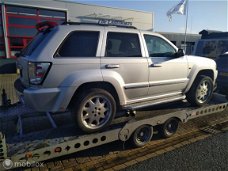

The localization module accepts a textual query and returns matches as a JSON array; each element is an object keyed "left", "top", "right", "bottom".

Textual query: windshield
[
  {"left": 194, "top": 39, "right": 228, "bottom": 59},
  {"left": 20, "top": 31, "right": 49, "bottom": 57}
]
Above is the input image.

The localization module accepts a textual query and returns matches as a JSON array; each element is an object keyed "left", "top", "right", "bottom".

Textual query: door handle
[
  {"left": 105, "top": 64, "right": 120, "bottom": 69},
  {"left": 150, "top": 63, "right": 162, "bottom": 67}
]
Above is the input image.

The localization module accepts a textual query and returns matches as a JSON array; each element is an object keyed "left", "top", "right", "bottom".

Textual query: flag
[{"left": 167, "top": 0, "right": 188, "bottom": 20}]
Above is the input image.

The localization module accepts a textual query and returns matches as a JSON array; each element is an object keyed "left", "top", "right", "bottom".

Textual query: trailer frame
[{"left": 0, "top": 101, "right": 227, "bottom": 170}]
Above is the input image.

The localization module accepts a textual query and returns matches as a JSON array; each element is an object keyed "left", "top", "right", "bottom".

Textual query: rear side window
[
  {"left": 56, "top": 31, "right": 99, "bottom": 57},
  {"left": 105, "top": 32, "right": 142, "bottom": 57}
]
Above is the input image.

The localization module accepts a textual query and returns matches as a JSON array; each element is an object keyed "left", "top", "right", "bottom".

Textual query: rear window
[
  {"left": 55, "top": 31, "right": 99, "bottom": 57},
  {"left": 20, "top": 31, "right": 49, "bottom": 56},
  {"left": 194, "top": 39, "right": 228, "bottom": 59}
]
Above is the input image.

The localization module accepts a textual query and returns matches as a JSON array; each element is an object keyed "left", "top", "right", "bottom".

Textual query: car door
[
  {"left": 143, "top": 34, "right": 189, "bottom": 97},
  {"left": 100, "top": 29, "right": 149, "bottom": 101}
]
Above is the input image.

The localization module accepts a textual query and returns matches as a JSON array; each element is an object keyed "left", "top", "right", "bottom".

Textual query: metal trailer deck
[{"left": 0, "top": 97, "right": 227, "bottom": 170}]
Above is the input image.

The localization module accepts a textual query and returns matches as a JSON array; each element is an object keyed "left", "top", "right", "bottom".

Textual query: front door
[{"left": 143, "top": 34, "right": 189, "bottom": 97}]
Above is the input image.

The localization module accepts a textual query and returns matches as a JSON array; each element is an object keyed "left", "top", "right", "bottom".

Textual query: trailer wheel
[
  {"left": 72, "top": 88, "right": 116, "bottom": 133},
  {"left": 131, "top": 125, "right": 153, "bottom": 147},
  {"left": 160, "top": 118, "right": 179, "bottom": 138}
]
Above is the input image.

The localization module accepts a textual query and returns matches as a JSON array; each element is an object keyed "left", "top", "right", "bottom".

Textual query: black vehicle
[{"left": 216, "top": 52, "right": 228, "bottom": 99}]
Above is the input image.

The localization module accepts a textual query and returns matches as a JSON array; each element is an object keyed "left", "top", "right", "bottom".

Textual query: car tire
[
  {"left": 72, "top": 88, "right": 116, "bottom": 133},
  {"left": 186, "top": 75, "right": 213, "bottom": 106}
]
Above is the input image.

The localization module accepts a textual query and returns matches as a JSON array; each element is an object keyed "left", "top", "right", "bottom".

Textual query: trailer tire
[
  {"left": 130, "top": 125, "right": 153, "bottom": 147},
  {"left": 186, "top": 75, "right": 213, "bottom": 106},
  {"left": 159, "top": 118, "right": 179, "bottom": 138},
  {"left": 71, "top": 88, "right": 116, "bottom": 133}
]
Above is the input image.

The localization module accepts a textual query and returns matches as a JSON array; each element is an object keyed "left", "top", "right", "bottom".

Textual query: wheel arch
[
  {"left": 185, "top": 69, "right": 215, "bottom": 93},
  {"left": 197, "top": 70, "right": 214, "bottom": 80},
  {"left": 68, "top": 81, "right": 121, "bottom": 110}
]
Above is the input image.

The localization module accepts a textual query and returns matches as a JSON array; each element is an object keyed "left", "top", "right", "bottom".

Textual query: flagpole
[{"left": 184, "top": 0, "right": 189, "bottom": 51}]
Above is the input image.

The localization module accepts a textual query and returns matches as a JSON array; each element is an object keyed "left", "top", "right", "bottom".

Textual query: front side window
[
  {"left": 144, "top": 35, "right": 176, "bottom": 57},
  {"left": 56, "top": 31, "right": 99, "bottom": 57},
  {"left": 105, "top": 32, "right": 142, "bottom": 57}
]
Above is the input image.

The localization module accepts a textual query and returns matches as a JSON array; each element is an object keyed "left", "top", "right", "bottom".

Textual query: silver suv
[{"left": 15, "top": 21, "right": 217, "bottom": 133}]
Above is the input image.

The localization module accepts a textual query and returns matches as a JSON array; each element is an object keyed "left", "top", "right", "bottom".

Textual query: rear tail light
[{"left": 28, "top": 62, "right": 51, "bottom": 85}]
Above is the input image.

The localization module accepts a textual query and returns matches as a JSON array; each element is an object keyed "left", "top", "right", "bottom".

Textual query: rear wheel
[
  {"left": 186, "top": 75, "right": 213, "bottom": 106},
  {"left": 72, "top": 88, "right": 116, "bottom": 133}
]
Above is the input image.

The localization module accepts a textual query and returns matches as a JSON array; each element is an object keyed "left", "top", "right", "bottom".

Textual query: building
[
  {"left": 0, "top": 0, "right": 154, "bottom": 59},
  {"left": 160, "top": 32, "right": 200, "bottom": 55}
]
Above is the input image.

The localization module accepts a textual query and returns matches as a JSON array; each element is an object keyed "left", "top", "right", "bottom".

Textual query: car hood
[{"left": 186, "top": 55, "right": 216, "bottom": 69}]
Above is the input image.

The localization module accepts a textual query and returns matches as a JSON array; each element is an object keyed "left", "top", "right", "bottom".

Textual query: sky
[{"left": 70, "top": 0, "right": 228, "bottom": 34}]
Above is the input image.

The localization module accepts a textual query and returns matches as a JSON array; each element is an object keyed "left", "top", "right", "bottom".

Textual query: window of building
[
  {"left": 9, "top": 27, "right": 37, "bottom": 37},
  {"left": 5, "top": 5, "right": 66, "bottom": 58},
  {"left": 56, "top": 31, "right": 99, "bottom": 57},
  {"left": 181, "top": 41, "right": 196, "bottom": 55},
  {"left": 40, "top": 17, "right": 65, "bottom": 25},
  {"left": 39, "top": 9, "right": 66, "bottom": 18},
  {"left": 8, "top": 17, "right": 37, "bottom": 26},
  {"left": 105, "top": 32, "right": 142, "bottom": 57},
  {"left": 7, "top": 6, "right": 37, "bottom": 15},
  {"left": 171, "top": 41, "right": 176, "bottom": 45},
  {"left": 144, "top": 35, "right": 176, "bottom": 57}
]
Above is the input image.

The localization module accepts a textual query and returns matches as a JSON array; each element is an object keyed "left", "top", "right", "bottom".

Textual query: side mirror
[{"left": 175, "top": 49, "right": 185, "bottom": 58}]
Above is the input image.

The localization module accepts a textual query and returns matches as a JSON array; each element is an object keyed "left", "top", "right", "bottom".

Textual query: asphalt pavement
[{"left": 125, "top": 132, "right": 228, "bottom": 171}]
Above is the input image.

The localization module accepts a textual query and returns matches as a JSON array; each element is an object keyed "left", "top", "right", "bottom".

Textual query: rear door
[
  {"left": 48, "top": 28, "right": 103, "bottom": 88},
  {"left": 100, "top": 29, "right": 149, "bottom": 101}
]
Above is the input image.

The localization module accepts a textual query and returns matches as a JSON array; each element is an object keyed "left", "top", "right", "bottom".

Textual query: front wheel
[
  {"left": 186, "top": 76, "right": 213, "bottom": 106},
  {"left": 72, "top": 88, "right": 116, "bottom": 133}
]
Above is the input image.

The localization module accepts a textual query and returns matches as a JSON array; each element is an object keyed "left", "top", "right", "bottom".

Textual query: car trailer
[{"left": 0, "top": 99, "right": 227, "bottom": 170}]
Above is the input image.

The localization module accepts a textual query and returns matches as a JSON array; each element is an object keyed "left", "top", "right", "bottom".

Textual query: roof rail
[{"left": 62, "top": 21, "right": 137, "bottom": 29}]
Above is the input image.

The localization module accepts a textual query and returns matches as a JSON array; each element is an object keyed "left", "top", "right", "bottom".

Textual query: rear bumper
[
  {"left": 14, "top": 79, "right": 26, "bottom": 104},
  {"left": 14, "top": 78, "right": 25, "bottom": 94},
  {"left": 14, "top": 79, "right": 73, "bottom": 112}
]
